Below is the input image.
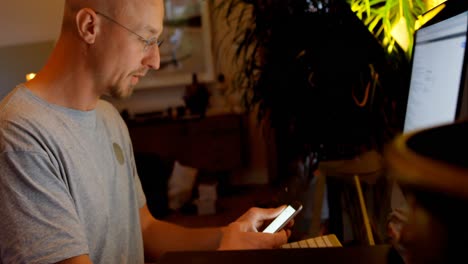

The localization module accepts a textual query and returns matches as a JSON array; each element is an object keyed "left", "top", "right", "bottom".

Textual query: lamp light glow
[{"left": 26, "top": 73, "right": 36, "bottom": 81}]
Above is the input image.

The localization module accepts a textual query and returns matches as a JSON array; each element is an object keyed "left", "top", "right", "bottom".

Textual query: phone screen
[{"left": 262, "top": 203, "right": 302, "bottom": 233}]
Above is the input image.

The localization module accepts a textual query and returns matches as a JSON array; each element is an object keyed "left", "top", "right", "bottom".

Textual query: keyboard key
[
  {"left": 315, "top": 237, "right": 326, "bottom": 248},
  {"left": 281, "top": 234, "right": 342, "bottom": 249},
  {"left": 299, "top": 240, "right": 309, "bottom": 248},
  {"left": 327, "top": 234, "right": 343, "bottom": 247},
  {"left": 305, "top": 238, "right": 317, "bottom": 248},
  {"left": 290, "top": 242, "right": 300, "bottom": 248},
  {"left": 281, "top": 243, "right": 291, "bottom": 249},
  {"left": 323, "top": 235, "right": 333, "bottom": 247}
]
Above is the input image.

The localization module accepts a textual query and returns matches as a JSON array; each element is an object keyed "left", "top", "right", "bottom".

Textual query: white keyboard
[{"left": 281, "top": 234, "right": 342, "bottom": 249}]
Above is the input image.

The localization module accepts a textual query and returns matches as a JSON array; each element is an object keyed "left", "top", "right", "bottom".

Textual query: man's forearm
[{"left": 142, "top": 219, "right": 223, "bottom": 261}]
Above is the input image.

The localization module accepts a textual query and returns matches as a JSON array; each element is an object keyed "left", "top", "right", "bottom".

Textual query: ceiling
[{"left": 0, "top": 0, "right": 64, "bottom": 47}]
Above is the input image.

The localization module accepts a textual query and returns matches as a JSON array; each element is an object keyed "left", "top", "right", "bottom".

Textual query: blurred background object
[{"left": 385, "top": 120, "right": 468, "bottom": 264}]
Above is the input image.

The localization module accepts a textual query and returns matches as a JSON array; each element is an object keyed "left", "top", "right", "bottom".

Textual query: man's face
[{"left": 97, "top": 0, "right": 164, "bottom": 99}]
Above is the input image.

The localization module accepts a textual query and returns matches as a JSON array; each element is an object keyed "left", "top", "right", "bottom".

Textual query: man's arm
[
  {"left": 139, "top": 204, "right": 291, "bottom": 262},
  {"left": 139, "top": 205, "right": 223, "bottom": 261}
]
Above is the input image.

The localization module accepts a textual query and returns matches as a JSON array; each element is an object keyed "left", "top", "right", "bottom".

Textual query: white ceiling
[{"left": 0, "top": 0, "right": 64, "bottom": 47}]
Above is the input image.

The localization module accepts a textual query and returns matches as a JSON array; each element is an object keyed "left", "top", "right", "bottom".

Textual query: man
[{"left": 0, "top": 0, "right": 292, "bottom": 263}]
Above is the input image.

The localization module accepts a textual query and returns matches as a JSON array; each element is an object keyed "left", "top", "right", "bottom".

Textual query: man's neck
[{"left": 25, "top": 41, "right": 101, "bottom": 111}]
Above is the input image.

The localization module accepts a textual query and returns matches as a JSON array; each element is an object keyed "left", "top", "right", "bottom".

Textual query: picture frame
[{"left": 136, "top": 0, "right": 215, "bottom": 90}]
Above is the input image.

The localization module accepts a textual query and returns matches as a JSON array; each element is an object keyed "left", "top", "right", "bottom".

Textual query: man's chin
[{"left": 109, "top": 85, "right": 135, "bottom": 99}]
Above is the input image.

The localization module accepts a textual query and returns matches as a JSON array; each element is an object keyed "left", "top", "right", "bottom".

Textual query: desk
[{"left": 157, "top": 245, "right": 404, "bottom": 264}]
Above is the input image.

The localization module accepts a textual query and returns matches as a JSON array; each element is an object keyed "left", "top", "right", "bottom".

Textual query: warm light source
[{"left": 25, "top": 73, "right": 36, "bottom": 81}]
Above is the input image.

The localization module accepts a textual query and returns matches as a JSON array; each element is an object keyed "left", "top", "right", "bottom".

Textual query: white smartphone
[{"left": 262, "top": 201, "right": 303, "bottom": 233}]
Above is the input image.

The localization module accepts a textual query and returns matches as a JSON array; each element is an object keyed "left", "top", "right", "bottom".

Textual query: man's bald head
[
  {"left": 64, "top": 0, "right": 128, "bottom": 14},
  {"left": 44, "top": 0, "right": 164, "bottom": 101},
  {"left": 62, "top": 0, "right": 130, "bottom": 31}
]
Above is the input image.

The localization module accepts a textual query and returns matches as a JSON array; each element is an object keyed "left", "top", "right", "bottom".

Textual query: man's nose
[{"left": 143, "top": 46, "right": 161, "bottom": 70}]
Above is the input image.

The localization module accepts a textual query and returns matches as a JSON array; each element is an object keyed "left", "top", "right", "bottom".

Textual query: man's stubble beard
[{"left": 109, "top": 83, "right": 135, "bottom": 99}]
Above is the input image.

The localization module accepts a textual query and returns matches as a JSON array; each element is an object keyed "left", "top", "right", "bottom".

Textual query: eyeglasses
[{"left": 95, "top": 11, "right": 163, "bottom": 51}]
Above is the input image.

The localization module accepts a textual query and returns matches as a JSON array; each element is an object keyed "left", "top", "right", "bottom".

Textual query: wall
[
  {"left": 0, "top": 0, "right": 62, "bottom": 99},
  {"left": 0, "top": 1, "right": 63, "bottom": 47},
  {"left": 0, "top": 41, "right": 55, "bottom": 99}
]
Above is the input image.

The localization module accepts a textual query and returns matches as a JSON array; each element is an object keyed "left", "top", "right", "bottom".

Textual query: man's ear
[{"left": 75, "top": 8, "right": 99, "bottom": 44}]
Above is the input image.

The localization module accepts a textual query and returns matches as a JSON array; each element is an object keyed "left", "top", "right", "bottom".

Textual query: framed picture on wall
[{"left": 136, "top": 0, "right": 215, "bottom": 89}]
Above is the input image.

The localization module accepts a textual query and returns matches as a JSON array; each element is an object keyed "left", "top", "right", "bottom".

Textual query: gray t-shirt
[{"left": 0, "top": 85, "right": 146, "bottom": 263}]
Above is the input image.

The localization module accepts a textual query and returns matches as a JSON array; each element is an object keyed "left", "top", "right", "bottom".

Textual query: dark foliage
[{"left": 213, "top": 0, "right": 411, "bottom": 181}]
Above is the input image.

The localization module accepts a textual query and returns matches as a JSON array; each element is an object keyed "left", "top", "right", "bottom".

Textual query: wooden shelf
[{"left": 127, "top": 114, "right": 246, "bottom": 171}]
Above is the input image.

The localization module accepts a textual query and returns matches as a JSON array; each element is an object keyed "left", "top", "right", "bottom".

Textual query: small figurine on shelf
[
  {"left": 209, "top": 74, "right": 230, "bottom": 113},
  {"left": 183, "top": 73, "right": 210, "bottom": 117}
]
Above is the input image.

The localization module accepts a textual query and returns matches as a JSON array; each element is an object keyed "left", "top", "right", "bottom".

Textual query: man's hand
[{"left": 218, "top": 206, "right": 293, "bottom": 250}]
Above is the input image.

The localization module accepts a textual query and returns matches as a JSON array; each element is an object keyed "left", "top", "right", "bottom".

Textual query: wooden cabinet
[{"left": 127, "top": 114, "right": 246, "bottom": 171}]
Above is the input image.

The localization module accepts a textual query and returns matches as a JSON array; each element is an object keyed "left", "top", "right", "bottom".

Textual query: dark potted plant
[
  {"left": 212, "top": 0, "right": 403, "bottom": 178},
  {"left": 210, "top": 0, "right": 427, "bottom": 241}
]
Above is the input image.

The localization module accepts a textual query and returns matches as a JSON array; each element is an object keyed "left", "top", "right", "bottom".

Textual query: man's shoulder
[
  {"left": 0, "top": 86, "right": 22, "bottom": 116},
  {"left": 0, "top": 86, "right": 58, "bottom": 152},
  {"left": 0, "top": 86, "right": 50, "bottom": 126}
]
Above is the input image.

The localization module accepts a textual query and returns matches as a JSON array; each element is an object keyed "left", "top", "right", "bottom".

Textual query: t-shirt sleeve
[{"left": 0, "top": 151, "right": 89, "bottom": 263}]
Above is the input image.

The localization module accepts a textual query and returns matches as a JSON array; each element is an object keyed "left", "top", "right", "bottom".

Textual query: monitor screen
[
  {"left": 403, "top": 8, "right": 468, "bottom": 133},
  {"left": 391, "top": 0, "right": 467, "bottom": 221}
]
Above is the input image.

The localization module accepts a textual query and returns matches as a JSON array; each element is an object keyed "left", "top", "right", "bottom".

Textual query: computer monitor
[
  {"left": 403, "top": 0, "right": 468, "bottom": 133},
  {"left": 390, "top": 0, "right": 467, "bottom": 227}
]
